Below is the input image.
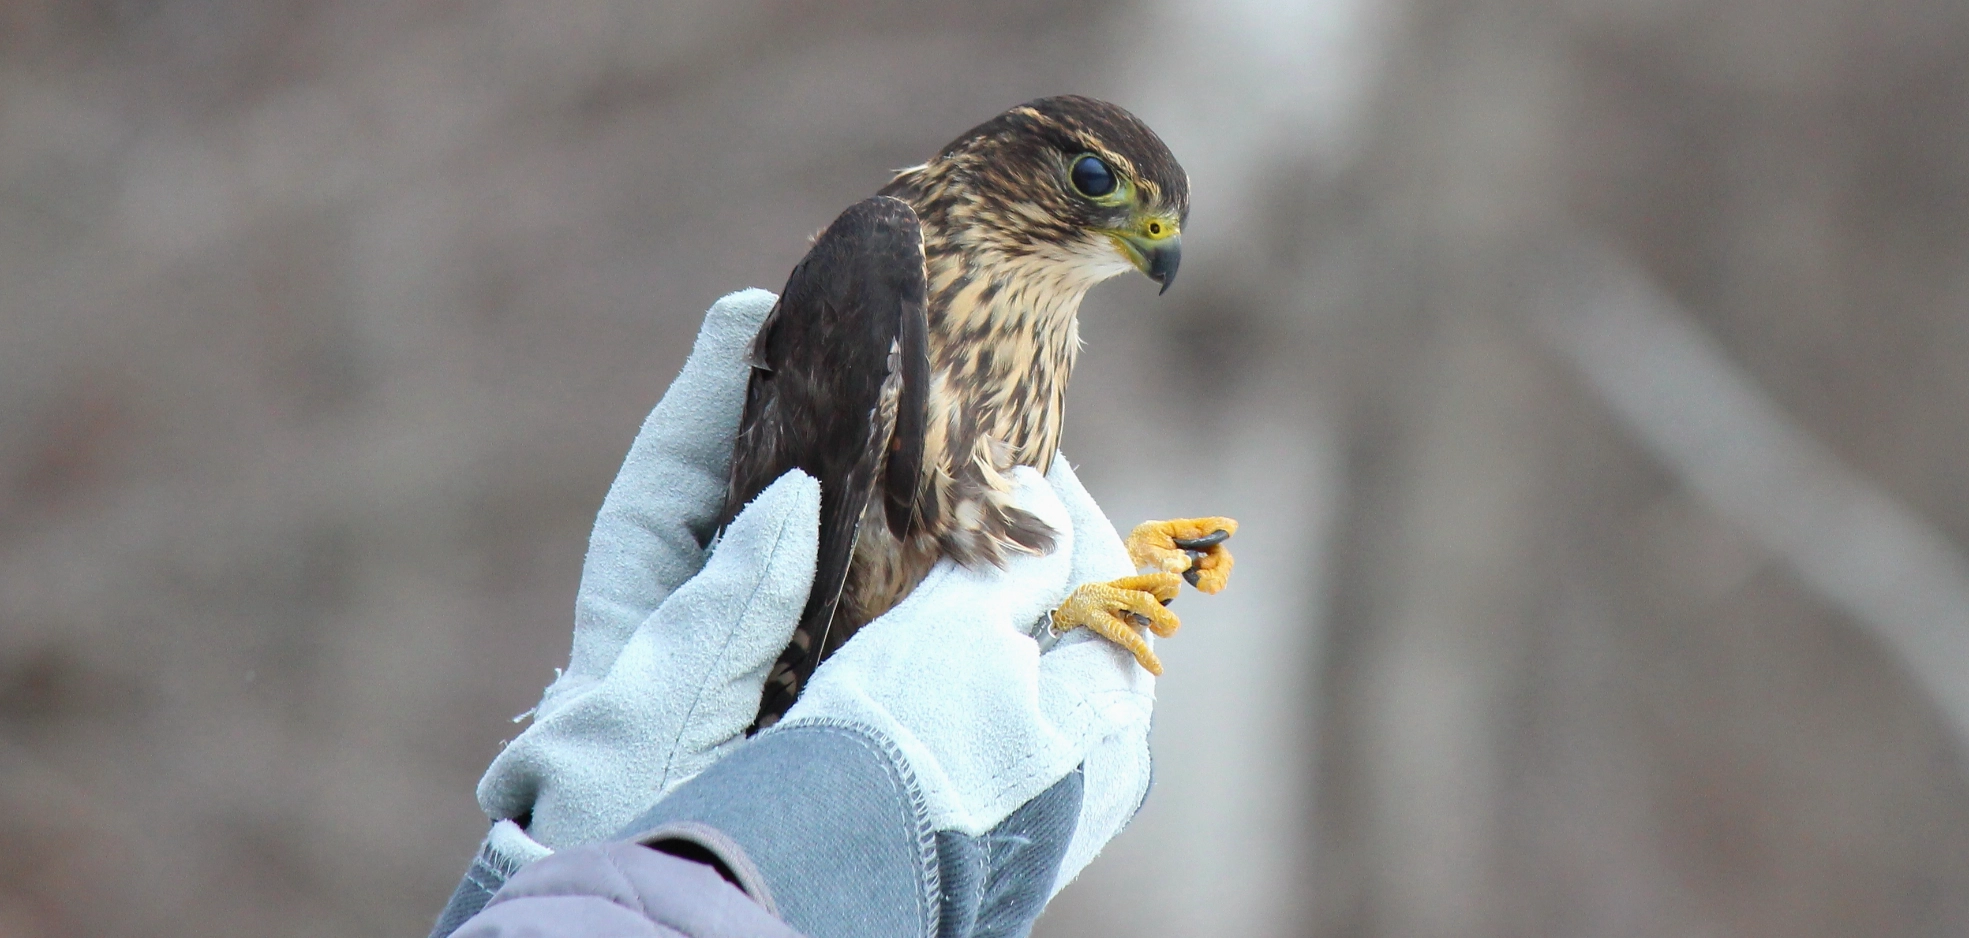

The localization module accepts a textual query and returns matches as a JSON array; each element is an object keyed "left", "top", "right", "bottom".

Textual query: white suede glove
[
  {"left": 782, "top": 462, "right": 1153, "bottom": 894},
  {"left": 473, "top": 290, "right": 1154, "bottom": 894}
]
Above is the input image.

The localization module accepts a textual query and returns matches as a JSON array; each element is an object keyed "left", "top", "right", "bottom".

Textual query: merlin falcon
[{"left": 722, "top": 95, "right": 1238, "bottom": 729}]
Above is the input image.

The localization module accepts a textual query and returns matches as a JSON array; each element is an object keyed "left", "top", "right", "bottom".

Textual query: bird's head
[{"left": 889, "top": 95, "right": 1189, "bottom": 295}]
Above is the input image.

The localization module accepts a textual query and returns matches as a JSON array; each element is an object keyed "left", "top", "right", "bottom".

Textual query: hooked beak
[
  {"left": 1143, "top": 236, "right": 1181, "bottom": 294},
  {"left": 1114, "top": 230, "right": 1183, "bottom": 295}
]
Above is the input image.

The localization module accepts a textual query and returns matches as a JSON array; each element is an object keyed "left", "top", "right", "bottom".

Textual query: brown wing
[{"left": 720, "top": 196, "right": 928, "bottom": 730}]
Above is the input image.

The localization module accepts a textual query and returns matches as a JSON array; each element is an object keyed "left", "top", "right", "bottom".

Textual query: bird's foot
[
  {"left": 1050, "top": 574, "right": 1184, "bottom": 675},
  {"left": 1126, "top": 517, "right": 1239, "bottom": 592}
]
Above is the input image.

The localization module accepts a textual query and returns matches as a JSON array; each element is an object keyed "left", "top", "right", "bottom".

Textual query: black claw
[
  {"left": 1183, "top": 567, "right": 1202, "bottom": 587},
  {"left": 1127, "top": 611, "right": 1155, "bottom": 628},
  {"left": 1171, "top": 529, "right": 1230, "bottom": 551}
]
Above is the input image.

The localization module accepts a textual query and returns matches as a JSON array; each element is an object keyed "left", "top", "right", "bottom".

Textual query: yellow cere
[{"left": 1137, "top": 214, "right": 1180, "bottom": 241}]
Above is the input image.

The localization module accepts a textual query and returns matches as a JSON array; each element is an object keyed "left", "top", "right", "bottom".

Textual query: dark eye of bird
[{"left": 1070, "top": 155, "right": 1116, "bottom": 197}]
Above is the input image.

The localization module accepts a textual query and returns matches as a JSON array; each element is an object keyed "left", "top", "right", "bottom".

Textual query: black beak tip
[{"left": 1147, "top": 244, "right": 1181, "bottom": 296}]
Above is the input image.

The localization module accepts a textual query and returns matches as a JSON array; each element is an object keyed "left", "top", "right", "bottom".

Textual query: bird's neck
[
  {"left": 925, "top": 239, "right": 1089, "bottom": 346},
  {"left": 919, "top": 233, "right": 1087, "bottom": 471},
  {"left": 884, "top": 167, "right": 1108, "bottom": 469}
]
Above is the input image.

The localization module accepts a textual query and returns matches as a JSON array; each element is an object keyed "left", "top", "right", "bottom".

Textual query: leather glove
[
  {"left": 782, "top": 462, "right": 1152, "bottom": 890},
  {"left": 471, "top": 290, "right": 1154, "bottom": 896}
]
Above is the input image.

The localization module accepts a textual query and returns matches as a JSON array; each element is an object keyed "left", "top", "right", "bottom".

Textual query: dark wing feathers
[
  {"left": 883, "top": 264, "right": 928, "bottom": 540},
  {"left": 720, "top": 196, "right": 928, "bottom": 729}
]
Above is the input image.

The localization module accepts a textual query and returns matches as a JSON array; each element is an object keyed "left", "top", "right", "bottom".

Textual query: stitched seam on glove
[
  {"left": 653, "top": 491, "right": 802, "bottom": 793},
  {"left": 761, "top": 719, "right": 942, "bottom": 937},
  {"left": 464, "top": 863, "right": 505, "bottom": 895}
]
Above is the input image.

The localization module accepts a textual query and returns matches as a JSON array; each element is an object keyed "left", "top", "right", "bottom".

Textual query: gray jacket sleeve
[{"left": 433, "top": 722, "right": 1082, "bottom": 938}]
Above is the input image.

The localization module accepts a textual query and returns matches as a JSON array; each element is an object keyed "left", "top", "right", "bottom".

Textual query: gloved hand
[
  {"left": 475, "top": 288, "right": 795, "bottom": 857},
  {"left": 782, "top": 462, "right": 1153, "bottom": 888},
  {"left": 469, "top": 289, "right": 1154, "bottom": 895}
]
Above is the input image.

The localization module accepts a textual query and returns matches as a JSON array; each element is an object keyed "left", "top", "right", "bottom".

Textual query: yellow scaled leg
[
  {"left": 1126, "top": 517, "right": 1239, "bottom": 593},
  {"left": 1051, "top": 573, "right": 1185, "bottom": 675}
]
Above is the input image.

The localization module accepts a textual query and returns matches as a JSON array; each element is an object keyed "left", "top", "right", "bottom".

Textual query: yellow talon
[
  {"left": 1125, "top": 517, "right": 1239, "bottom": 594},
  {"left": 1050, "top": 573, "right": 1184, "bottom": 674},
  {"left": 1053, "top": 518, "right": 1237, "bottom": 676}
]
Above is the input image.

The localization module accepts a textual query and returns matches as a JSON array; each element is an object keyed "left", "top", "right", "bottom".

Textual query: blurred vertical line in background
[
  {"left": 1304, "top": 0, "right": 1969, "bottom": 934},
  {"left": 1036, "top": 0, "right": 1383, "bottom": 934}
]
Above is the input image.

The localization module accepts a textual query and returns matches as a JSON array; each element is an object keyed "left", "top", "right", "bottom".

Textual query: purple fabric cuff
[
  {"left": 635, "top": 820, "right": 781, "bottom": 917},
  {"left": 454, "top": 841, "right": 805, "bottom": 938}
]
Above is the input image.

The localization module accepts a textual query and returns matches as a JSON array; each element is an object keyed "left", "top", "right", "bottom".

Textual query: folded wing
[{"left": 720, "top": 196, "right": 929, "bottom": 729}]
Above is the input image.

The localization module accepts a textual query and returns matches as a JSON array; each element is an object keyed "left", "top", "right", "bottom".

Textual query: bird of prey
[{"left": 722, "top": 95, "right": 1237, "bottom": 729}]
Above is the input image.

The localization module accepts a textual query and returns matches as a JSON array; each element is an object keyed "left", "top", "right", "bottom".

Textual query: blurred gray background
[{"left": 5, "top": 0, "right": 1969, "bottom": 935}]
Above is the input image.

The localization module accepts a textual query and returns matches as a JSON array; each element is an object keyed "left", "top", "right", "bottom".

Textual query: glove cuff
[{"left": 426, "top": 820, "right": 551, "bottom": 938}]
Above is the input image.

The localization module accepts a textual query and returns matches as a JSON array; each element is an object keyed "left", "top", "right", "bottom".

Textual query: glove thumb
[{"left": 478, "top": 470, "right": 820, "bottom": 848}]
